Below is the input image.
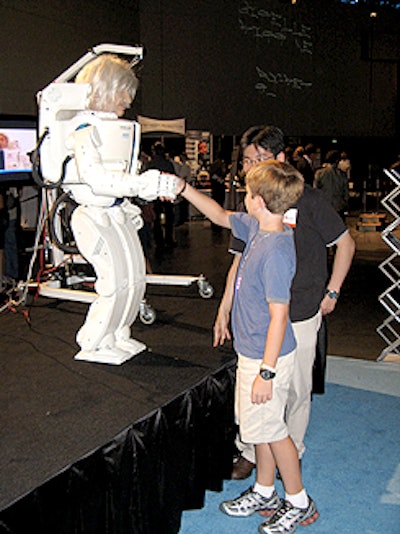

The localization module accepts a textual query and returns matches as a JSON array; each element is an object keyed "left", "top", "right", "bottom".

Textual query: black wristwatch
[
  {"left": 325, "top": 289, "right": 340, "bottom": 300},
  {"left": 259, "top": 364, "right": 276, "bottom": 380}
]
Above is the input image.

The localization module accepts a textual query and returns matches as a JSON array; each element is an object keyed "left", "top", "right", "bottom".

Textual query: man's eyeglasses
[{"left": 242, "top": 154, "right": 273, "bottom": 167}]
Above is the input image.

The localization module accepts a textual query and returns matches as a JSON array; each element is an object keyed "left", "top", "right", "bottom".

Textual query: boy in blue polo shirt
[{"left": 178, "top": 160, "right": 318, "bottom": 534}]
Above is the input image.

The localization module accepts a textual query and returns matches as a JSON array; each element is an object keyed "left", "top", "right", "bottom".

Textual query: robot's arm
[{"left": 68, "top": 125, "right": 177, "bottom": 201}]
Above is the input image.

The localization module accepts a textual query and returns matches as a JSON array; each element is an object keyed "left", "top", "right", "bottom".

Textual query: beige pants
[
  {"left": 236, "top": 351, "right": 295, "bottom": 445},
  {"left": 237, "top": 311, "right": 321, "bottom": 462}
]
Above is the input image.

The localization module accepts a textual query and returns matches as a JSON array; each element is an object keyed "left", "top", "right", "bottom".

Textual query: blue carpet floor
[{"left": 179, "top": 356, "right": 400, "bottom": 534}]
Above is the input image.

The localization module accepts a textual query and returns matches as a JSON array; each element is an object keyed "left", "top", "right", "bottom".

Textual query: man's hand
[
  {"left": 251, "top": 374, "right": 273, "bottom": 404},
  {"left": 320, "top": 293, "right": 338, "bottom": 315}
]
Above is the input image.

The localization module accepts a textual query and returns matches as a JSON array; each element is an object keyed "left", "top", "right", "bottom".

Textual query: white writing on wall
[
  {"left": 237, "top": 1, "right": 313, "bottom": 98},
  {"left": 255, "top": 66, "right": 312, "bottom": 98},
  {"left": 238, "top": 0, "right": 312, "bottom": 56}
]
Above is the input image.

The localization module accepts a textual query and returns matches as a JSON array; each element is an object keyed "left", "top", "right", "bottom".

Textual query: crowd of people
[{"left": 134, "top": 142, "right": 192, "bottom": 270}]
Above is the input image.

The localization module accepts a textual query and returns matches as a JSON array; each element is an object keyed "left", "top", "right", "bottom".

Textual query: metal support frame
[{"left": 377, "top": 168, "right": 400, "bottom": 359}]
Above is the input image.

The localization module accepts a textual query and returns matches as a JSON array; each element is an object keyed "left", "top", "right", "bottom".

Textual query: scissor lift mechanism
[{"left": 376, "top": 168, "right": 400, "bottom": 359}]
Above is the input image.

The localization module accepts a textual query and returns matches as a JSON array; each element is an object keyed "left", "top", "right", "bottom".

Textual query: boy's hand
[
  {"left": 251, "top": 374, "right": 273, "bottom": 404},
  {"left": 213, "top": 307, "right": 231, "bottom": 347}
]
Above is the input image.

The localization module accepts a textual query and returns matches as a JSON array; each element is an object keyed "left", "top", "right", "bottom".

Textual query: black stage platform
[
  {"left": 0, "top": 220, "right": 388, "bottom": 533},
  {"left": 0, "top": 223, "right": 238, "bottom": 534},
  {"left": 0, "top": 293, "right": 236, "bottom": 534}
]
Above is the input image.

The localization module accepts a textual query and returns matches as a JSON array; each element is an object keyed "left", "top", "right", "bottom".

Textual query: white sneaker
[
  {"left": 258, "top": 496, "right": 318, "bottom": 534},
  {"left": 220, "top": 487, "right": 281, "bottom": 517}
]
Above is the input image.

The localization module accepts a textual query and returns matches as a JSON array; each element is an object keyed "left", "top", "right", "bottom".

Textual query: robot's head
[{"left": 75, "top": 54, "right": 139, "bottom": 117}]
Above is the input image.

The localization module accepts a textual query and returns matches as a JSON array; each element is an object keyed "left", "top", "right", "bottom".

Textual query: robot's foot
[
  {"left": 74, "top": 343, "right": 145, "bottom": 365},
  {"left": 115, "top": 338, "right": 146, "bottom": 355}
]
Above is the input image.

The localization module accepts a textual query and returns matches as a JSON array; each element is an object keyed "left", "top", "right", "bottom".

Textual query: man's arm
[
  {"left": 180, "top": 181, "right": 232, "bottom": 228},
  {"left": 213, "top": 254, "right": 241, "bottom": 346},
  {"left": 320, "top": 230, "right": 355, "bottom": 315}
]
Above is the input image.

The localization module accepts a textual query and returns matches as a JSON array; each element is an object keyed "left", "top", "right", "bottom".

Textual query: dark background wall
[
  {"left": 140, "top": 0, "right": 399, "bottom": 138},
  {"left": 0, "top": 0, "right": 140, "bottom": 115},
  {"left": 0, "top": 0, "right": 399, "bottom": 181}
]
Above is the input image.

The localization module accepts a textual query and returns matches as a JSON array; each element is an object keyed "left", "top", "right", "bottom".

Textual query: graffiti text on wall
[
  {"left": 255, "top": 66, "right": 312, "bottom": 98},
  {"left": 238, "top": 1, "right": 312, "bottom": 56}
]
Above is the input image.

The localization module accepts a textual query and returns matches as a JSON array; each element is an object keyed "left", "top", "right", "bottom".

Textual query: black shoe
[{"left": 231, "top": 456, "right": 255, "bottom": 480}]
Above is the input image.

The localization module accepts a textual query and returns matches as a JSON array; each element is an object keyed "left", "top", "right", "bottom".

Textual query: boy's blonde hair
[
  {"left": 246, "top": 160, "right": 304, "bottom": 214},
  {"left": 75, "top": 54, "right": 138, "bottom": 112}
]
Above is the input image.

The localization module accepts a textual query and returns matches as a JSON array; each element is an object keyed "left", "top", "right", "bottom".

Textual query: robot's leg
[
  {"left": 107, "top": 204, "right": 147, "bottom": 353},
  {"left": 71, "top": 205, "right": 146, "bottom": 364}
]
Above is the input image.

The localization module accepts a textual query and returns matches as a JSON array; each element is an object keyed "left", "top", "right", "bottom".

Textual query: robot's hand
[
  {"left": 120, "top": 199, "right": 144, "bottom": 230},
  {"left": 158, "top": 172, "right": 178, "bottom": 201},
  {"left": 134, "top": 170, "right": 178, "bottom": 202}
]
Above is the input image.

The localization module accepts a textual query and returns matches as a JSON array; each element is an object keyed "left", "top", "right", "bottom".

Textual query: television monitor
[{"left": 0, "top": 114, "right": 37, "bottom": 184}]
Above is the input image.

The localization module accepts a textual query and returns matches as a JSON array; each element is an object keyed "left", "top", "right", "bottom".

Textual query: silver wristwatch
[
  {"left": 325, "top": 289, "right": 339, "bottom": 299},
  {"left": 259, "top": 363, "right": 276, "bottom": 380}
]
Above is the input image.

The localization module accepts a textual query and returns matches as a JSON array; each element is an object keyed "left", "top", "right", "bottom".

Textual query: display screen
[{"left": 0, "top": 115, "right": 37, "bottom": 183}]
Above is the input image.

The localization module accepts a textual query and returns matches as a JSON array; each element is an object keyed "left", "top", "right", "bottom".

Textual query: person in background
[
  {"left": 213, "top": 125, "right": 355, "bottom": 487},
  {"left": 130, "top": 150, "right": 156, "bottom": 273},
  {"left": 284, "top": 146, "right": 295, "bottom": 166},
  {"left": 314, "top": 150, "right": 349, "bottom": 221},
  {"left": 0, "top": 188, "right": 7, "bottom": 293},
  {"left": 3, "top": 187, "right": 20, "bottom": 286},
  {"left": 209, "top": 153, "right": 227, "bottom": 232},
  {"left": 390, "top": 152, "right": 400, "bottom": 173},
  {"left": 178, "top": 159, "right": 318, "bottom": 534},
  {"left": 172, "top": 152, "right": 191, "bottom": 226},
  {"left": 338, "top": 151, "right": 351, "bottom": 181},
  {"left": 304, "top": 143, "right": 320, "bottom": 174},
  {"left": 293, "top": 145, "right": 315, "bottom": 186},
  {"left": 146, "top": 141, "right": 176, "bottom": 252}
]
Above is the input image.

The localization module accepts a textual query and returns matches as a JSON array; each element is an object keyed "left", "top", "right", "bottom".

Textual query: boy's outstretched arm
[{"left": 178, "top": 180, "right": 232, "bottom": 228}]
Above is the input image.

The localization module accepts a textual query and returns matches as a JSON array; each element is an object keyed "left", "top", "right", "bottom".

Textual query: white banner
[{"left": 138, "top": 116, "right": 185, "bottom": 135}]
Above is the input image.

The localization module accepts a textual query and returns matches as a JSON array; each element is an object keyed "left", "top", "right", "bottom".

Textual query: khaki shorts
[{"left": 235, "top": 350, "right": 295, "bottom": 445}]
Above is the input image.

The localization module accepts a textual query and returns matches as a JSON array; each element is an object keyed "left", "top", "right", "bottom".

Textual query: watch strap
[
  {"left": 325, "top": 289, "right": 339, "bottom": 299},
  {"left": 259, "top": 364, "right": 276, "bottom": 380}
]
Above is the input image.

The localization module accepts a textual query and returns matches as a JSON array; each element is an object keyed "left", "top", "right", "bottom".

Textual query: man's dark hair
[
  {"left": 305, "top": 143, "right": 317, "bottom": 156},
  {"left": 240, "top": 125, "right": 285, "bottom": 158},
  {"left": 325, "top": 150, "right": 340, "bottom": 165}
]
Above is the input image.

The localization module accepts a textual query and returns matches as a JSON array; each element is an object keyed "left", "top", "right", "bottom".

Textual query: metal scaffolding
[{"left": 377, "top": 168, "right": 400, "bottom": 359}]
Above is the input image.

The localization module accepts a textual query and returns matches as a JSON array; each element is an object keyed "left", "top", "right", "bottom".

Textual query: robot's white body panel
[
  {"left": 36, "top": 46, "right": 176, "bottom": 364},
  {"left": 72, "top": 203, "right": 146, "bottom": 364}
]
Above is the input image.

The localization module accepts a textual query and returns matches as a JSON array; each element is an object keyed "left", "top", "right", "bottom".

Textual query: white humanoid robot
[{"left": 34, "top": 44, "right": 177, "bottom": 365}]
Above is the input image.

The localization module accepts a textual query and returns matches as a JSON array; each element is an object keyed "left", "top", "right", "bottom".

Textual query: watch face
[{"left": 260, "top": 369, "right": 275, "bottom": 380}]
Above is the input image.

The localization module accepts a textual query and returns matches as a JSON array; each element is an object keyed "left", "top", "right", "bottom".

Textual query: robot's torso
[{"left": 63, "top": 111, "right": 139, "bottom": 207}]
